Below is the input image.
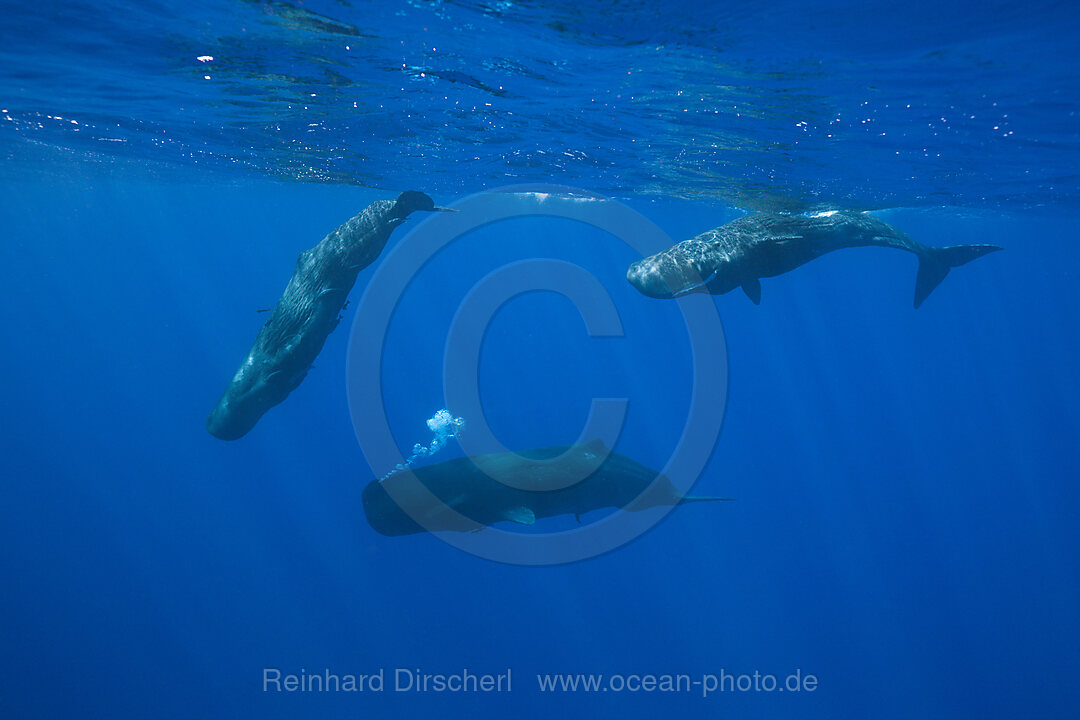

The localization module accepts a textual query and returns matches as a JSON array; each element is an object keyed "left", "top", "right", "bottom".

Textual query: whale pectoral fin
[
  {"left": 741, "top": 278, "right": 762, "bottom": 305},
  {"left": 503, "top": 506, "right": 536, "bottom": 525}
]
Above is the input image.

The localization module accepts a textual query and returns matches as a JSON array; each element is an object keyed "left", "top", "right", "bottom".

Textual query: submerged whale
[
  {"left": 362, "top": 439, "right": 731, "bottom": 536},
  {"left": 207, "top": 191, "right": 450, "bottom": 441},
  {"left": 626, "top": 211, "right": 1002, "bottom": 308}
]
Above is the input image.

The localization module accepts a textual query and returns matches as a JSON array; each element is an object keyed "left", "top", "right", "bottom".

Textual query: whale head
[
  {"left": 394, "top": 190, "right": 436, "bottom": 214},
  {"left": 394, "top": 191, "right": 458, "bottom": 216},
  {"left": 206, "top": 353, "right": 306, "bottom": 441},
  {"left": 627, "top": 246, "right": 739, "bottom": 299}
]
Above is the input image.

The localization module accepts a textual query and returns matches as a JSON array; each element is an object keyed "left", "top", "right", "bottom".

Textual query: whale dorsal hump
[{"left": 742, "top": 278, "right": 762, "bottom": 304}]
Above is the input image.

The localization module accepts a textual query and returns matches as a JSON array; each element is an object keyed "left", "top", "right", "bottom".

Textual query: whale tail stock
[{"left": 914, "top": 243, "right": 1002, "bottom": 309}]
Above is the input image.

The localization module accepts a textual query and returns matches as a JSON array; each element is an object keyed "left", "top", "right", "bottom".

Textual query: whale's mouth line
[{"left": 669, "top": 266, "right": 719, "bottom": 297}]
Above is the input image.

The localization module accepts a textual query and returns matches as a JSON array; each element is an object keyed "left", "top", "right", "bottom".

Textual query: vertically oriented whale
[
  {"left": 207, "top": 191, "right": 450, "bottom": 441},
  {"left": 626, "top": 211, "right": 1001, "bottom": 307}
]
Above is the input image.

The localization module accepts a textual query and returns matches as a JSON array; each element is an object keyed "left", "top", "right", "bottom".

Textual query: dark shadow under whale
[
  {"left": 627, "top": 211, "right": 1002, "bottom": 308},
  {"left": 207, "top": 191, "right": 450, "bottom": 441},
  {"left": 362, "top": 439, "right": 731, "bottom": 536}
]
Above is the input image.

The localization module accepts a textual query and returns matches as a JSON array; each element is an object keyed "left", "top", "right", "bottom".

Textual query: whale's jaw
[{"left": 627, "top": 256, "right": 720, "bottom": 299}]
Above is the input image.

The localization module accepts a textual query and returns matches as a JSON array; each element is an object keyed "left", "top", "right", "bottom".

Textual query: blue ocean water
[{"left": 2, "top": 1, "right": 1079, "bottom": 718}]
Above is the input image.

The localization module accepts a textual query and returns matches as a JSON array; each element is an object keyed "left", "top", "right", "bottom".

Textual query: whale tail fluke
[{"left": 914, "top": 244, "right": 1002, "bottom": 309}]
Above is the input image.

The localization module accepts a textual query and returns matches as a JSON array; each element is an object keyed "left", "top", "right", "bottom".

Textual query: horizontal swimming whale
[
  {"left": 207, "top": 191, "right": 451, "bottom": 441},
  {"left": 362, "top": 439, "right": 731, "bottom": 536},
  {"left": 626, "top": 211, "right": 1002, "bottom": 308}
]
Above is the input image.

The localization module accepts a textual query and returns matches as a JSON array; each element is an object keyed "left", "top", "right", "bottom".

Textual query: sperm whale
[
  {"left": 207, "top": 191, "right": 450, "bottom": 440},
  {"left": 627, "top": 210, "right": 1001, "bottom": 308},
  {"left": 362, "top": 439, "right": 731, "bottom": 536}
]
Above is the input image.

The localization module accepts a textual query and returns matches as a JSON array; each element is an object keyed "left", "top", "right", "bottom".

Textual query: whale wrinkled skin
[
  {"left": 207, "top": 191, "right": 443, "bottom": 440},
  {"left": 627, "top": 211, "right": 1002, "bottom": 308},
  {"left": 362, "top": 439, "right": 731, "bottom": 536}
]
